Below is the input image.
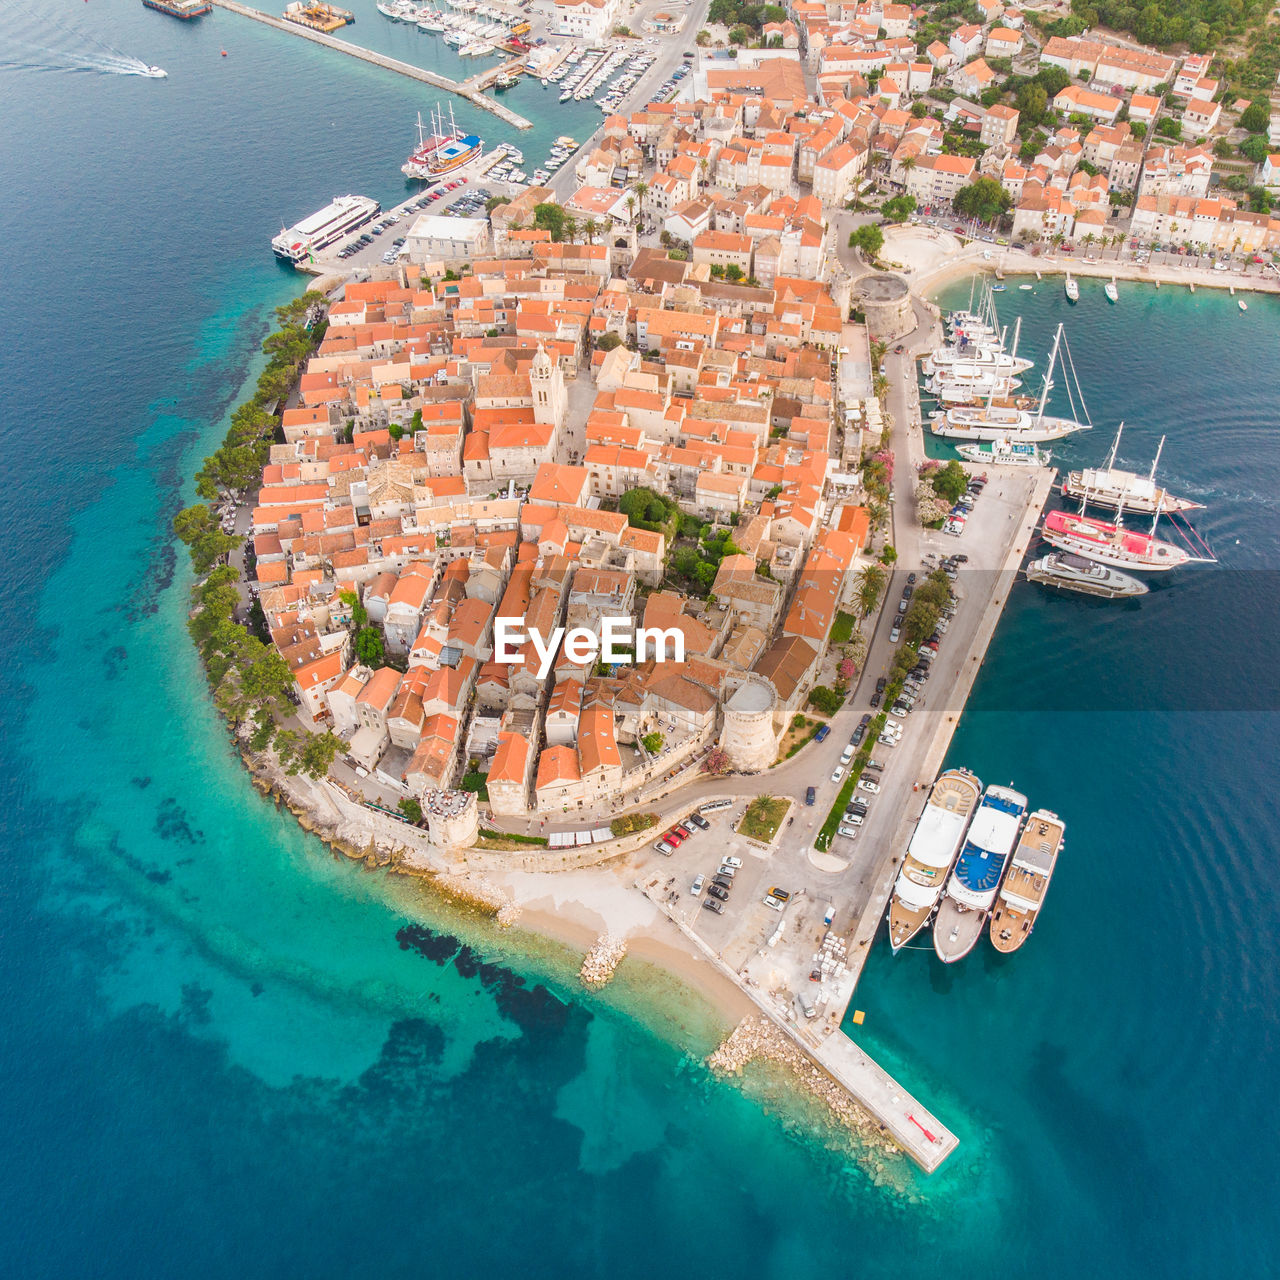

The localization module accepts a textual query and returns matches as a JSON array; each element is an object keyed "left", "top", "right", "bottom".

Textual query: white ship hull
[
  {"left": 1040, "top": 527, "right": 1188, "bottom": 571},
  {"left": 1026, "top": 552, "right": 1148, "bottom": 597},
  {"left": 932, "top": 412, "right": 1085, "bottom": 443},
  {"left": 1062, "top": 471, "right": 1202, "bottom": 515}
]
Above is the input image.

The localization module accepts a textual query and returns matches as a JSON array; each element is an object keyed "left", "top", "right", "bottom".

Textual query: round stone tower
[
  {"left": 853, "top": 272, "right": 914, "bottom": 342},
  {"left": 719, "top": 678, "right": 779, "bottom": 772}
]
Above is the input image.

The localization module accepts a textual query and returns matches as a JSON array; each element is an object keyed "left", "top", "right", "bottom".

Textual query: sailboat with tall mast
[
  {"left": 1062, "top": 426, "right": 1203, "bottom": 515},
  {"left": 1041, "top": 463, "right": 1215, "bottom": 571},
  {"left": 930, "top": 322, "right": 1091, "bottom": 443}
]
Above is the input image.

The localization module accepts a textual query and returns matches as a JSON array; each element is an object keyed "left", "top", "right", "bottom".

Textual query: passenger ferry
[
  {"left": 990, "top": 810, "right": 1065, "bottom": 952},
  {"left": 887, "top": 769, "right": 983, "bottom": 953},
  {"left": 933, "top": 784, "right": 1027, "bottom": 963},
  {"left": 271, "top": 194, "right": 379, "bottom": 264}
]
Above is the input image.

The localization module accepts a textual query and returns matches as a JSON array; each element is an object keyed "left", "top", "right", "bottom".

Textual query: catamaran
[
  {"left": 886, "top": 769, "right": 983, "bottom": 954},
  {"left": 934, "top": 784, "right": 1028, "bottom": 963},
  {"left": 1062, "top": 426, "right": 1203, "bottom": 515},
  {"left": 990, "top": 810, "right": 1066, "bottom": 953}
]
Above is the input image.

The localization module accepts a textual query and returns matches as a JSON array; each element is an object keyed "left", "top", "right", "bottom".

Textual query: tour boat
[
  {"left": 1104, "top": 277, "right": 1118, "bottom": 303},
  {"left": 1025, "top": 551, "right": 1148, "bottom": 598},
  {"left": 934, "top": 785, "right": 1028, "bottom": 963},
  {"left": 956, "top": 437, "right": 1051, "bottom": 467},
  {"left": 990, "top": 810, "right": 1066, "bottom": 953},
  {"left": 932, "top": 324, "right": 1089, "bottom": 443},
  {"left": 401, "top": 104, "right": 483, "bottom": 179},
  {"left": 1062, "top": 427, "right": 1203, "bottom": 516},
  {"left": 887, "top": 770, "right": 982, "bottom": 954},
  {"left": 1040, "top": 509, "right": 1197, "bottom": 571}
]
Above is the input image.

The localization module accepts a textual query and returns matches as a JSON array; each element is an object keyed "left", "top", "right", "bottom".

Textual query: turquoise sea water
[{"left": 2, "top": 6, "right": 1279, "bottom": 1275}]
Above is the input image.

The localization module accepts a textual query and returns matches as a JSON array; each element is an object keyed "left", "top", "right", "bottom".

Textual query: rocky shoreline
[
  {"left": 709, "top": 1017, "right": 903, "bottom": 1161},
  {"left": 580, "top": 935, "right": 628, "bottom": 987}
]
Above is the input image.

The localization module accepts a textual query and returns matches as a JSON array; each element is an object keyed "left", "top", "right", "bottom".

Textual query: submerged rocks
[{"left": 708, "top": 1017, "right": 901, "bottom": 1157}]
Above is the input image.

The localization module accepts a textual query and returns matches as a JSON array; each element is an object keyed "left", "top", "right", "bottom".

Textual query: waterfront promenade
[{"left": 209, "top": 0, "right": 533, "bottom": 129}]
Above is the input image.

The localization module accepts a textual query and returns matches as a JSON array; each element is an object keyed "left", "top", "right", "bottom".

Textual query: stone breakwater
[
  {"left": 709, "top": 1017, "right": 902, "bottom": 1159},
  {"left": 580, "top": 935, "right": 627, "bottom": 987}
]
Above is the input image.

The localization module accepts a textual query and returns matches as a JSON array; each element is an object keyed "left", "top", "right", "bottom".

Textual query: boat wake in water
[{"left": 3, "top": 3, "right": 165, "bottom": 78}]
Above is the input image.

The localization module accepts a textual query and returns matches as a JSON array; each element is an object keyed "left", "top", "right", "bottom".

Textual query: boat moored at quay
[
  {"left": 887, "top": 769, "right": 983, "bottom": 954},
  {"left": 271, "top": 194, "right": 379, "bottom": 263},
  {"left": 1025, "top": 550, "right": 1149, "bottom": 598},
  {"left": 142, "top": 0, "right": 211, "bottom": 14},
  {"left": 990, "top": 810, "right": 1066, "bottom": 953},
  {"left": 934, "top": 784, "right": 1027, "bottom": 963},
  {"left": 1040, "top": 509, "right": 1202, "bottom": 571},
  {"left": 1062, "top": 427, "right": 1203, "bottom": 516}
]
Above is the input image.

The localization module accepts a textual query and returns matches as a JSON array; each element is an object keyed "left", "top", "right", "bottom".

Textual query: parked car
[
  {"left": 707, "top": 884, "right": 729, "bottom": 902},
  {"left": 689, "top": 813, "right": 711, "bottom": 830},
  {"left": 814, "top": 724, "right": 830, "bottom": 743},
  {"left": 859, "top": 780, "right": 882, "bottom": 794},
  {"left": 805, "top": 786, "right": 816, "bottom": 805},
  {"left": 767, "top": 888, "right": 792, "bottom": 903},
  {"left": 889, "top": 625, "right": 901, "bottom": 643},
  {"left": 664, "top": 829, "right": 686, "bottom": 845},
  {"left": 711, "top": 874, "right": 733, "bottom": 890},
  {"left": 702, "top": 898, "right": 724, "bottom": 914},
  {"left": 722, "top": 856, "right": 743, "bottom": 868},
  {"left": 716, "top": 865, "right": 736, "bottom": 879},
  {"left": 762, "top": 894, "right": 784, "bottom": 910},
  {"left": 843, "top": 812, "right": 864, "bottom": 827},
  {"left": 654, "top": 840, "right": 674, "bottom": 855},
  {"left": 838, "top": 825, "right": 860, "bottom": 838},
  {"left": 689, "top": 874, "right": 705, "bottom": 896},
  {"left": 831, "top": 766, "right": 845, "bottom": 783}
]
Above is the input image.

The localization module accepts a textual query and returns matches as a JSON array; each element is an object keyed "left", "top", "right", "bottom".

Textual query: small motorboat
[
  {"left": 1239, "top": 298, "right": 1248, "bottom": 311},
  {"left": 1064, "top": 272, "right": 1079, "bottom": 302},
  {"left": 1104, "top": 278, "right": 1118, "bottom": 303}
]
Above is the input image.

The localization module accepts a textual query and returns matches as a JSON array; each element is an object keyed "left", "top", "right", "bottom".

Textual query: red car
[
  {"left": 1253, "top": 255, "right": 1265, "bottom": 264},
  {"left": 664, "top": 828, "right": 687, "bottom": 845}
]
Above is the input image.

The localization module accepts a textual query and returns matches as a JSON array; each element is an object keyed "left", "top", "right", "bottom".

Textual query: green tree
[
  {"left": 807, "top": 685, "right": 845, "bottom": 716},
  {"left": 1241, "top": 134, "right": 1271, "bottom": 163},
  {"left": 931, "top": 459, "right": 970, "bottom": 503},
  {"left": 856, "top": 564, "right": 887, "bottom": 618},
  {"left": 1241, "top": 98, "right": 1271, "bottom": 133},
  {"left": 532, "top": 202, "right": 568, "bottom": 241},
  {"left": 596, "top": 332, "right": 622, "bottom": 351},
  {"left": 849, "top": 224, "right": 884, "bottom": 256},
  {"left": 953, "top": 177, "right": 1013, "bottom": 224},
  {"left": 399, "top": 797, "right": 424, "bottom": 824},
  {"left": 1016, "top": 82, "right": 1048, "bottom": 128},
  {"left": 173, "top": 504, "right": 239, "bottom": 575},
  {"left": 641, "top": 732, "right": 665, "bottom": 753},
  {"left": 355, "top": 627, "right": 385, "bottom": 666},
  {"left": 881, "top": 194, "right": 916, "bottom": 223},
  {"left": 725, "top": 263, "right": 744, "bottom": 281}
]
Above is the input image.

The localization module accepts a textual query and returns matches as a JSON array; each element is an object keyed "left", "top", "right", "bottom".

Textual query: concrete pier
[
  {"left": 639, "top": 878, "right": 958, "bottom": 1173},
  {"left": 209, "top": 0, "right": 533, "bottom": 130}
]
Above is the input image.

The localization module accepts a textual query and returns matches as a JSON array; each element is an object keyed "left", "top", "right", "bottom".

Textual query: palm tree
[
  {"left": 583, "top": 217, "right": 599, "bottom": 245},
  {"left": 564, "top": 214, "right": 580, "bottom": 244},
  {"left": 856, "top": 564, "right": 887, "bottom": 618},
  {"left": 625, "top": 194, "right": 637, "bottom": 223}
]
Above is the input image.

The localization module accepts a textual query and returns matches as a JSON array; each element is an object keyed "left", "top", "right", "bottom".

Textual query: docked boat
[
  {"left": 1065, "top": 272, "right": 1079, "bottom": 302},
  {"left": 1062, "top": 427, "right": 1203, "bottom": 515},
  {"left": 271, "top": 193, "right": 380, "bottom": 264},
  {"left": 402, "top": 103, "right": 483, "bottom": 178},
  {"left": 1025, "top": 551, "right": 1148, "bottom": 598},
  {"left": 929, "top": 372, "right": 1024, "bottom": 404},
  {"left": 1039, "top": 509, "right": 1203, "bottom": 571},
  {"left": 1239, "top": 299, "right": 1248, "bottom": 312},
  {"left": 1104, "top": 277, "right": 1118, "bottom": 303},
  {"left": 931, "top": 323, "right": 1090, "bottom": 443},
  {"left": 142, "top": 0, "right": 212, "bottom": 15},
  {"left": 934, "top": 785, "right": 1028, "bottom": 963},
  {"left": 886, "top": 769, "right": 983, "bottom": 954},
  {"left": 990, "top": 809, "right": 1066, "bottom": 952},
  {"left": 956, "top": 437, "right": 1051, "bottom": 467}
]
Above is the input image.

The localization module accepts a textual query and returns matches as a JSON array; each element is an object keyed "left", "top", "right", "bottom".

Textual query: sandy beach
[{"left": 881, "top": 224, "right": 1280, "bottom": 299}]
